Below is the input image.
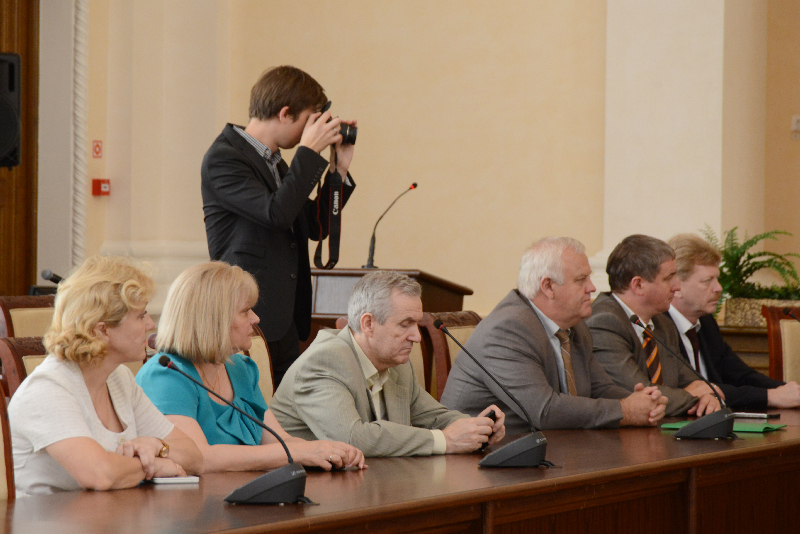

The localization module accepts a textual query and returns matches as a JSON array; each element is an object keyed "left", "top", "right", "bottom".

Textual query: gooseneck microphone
[
  {"left": 783, "top": 307, "right": 800, "bottom": 324},
  {"left": 362, "top": 183, "right": 417, "bottom": 269},
  {"left": 41, "top": 270, "right": 63, "bottom": 284},
  {"left": 629, "top": 316, "right": 736, "bottom": 440},
  {"left": 158, "top": 356, "right": 311, "bottom": 504},
  {"left": 433, "top": 320, "right": 553, "bottom": 468}
]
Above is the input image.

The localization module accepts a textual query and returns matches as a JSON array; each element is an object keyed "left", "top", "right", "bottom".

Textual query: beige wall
[
  {"left": 230, "top": 1, "right": 607, "bottom": 314},
  {"left": 721, "top": 1, "right": 767, "bottom": 236},
  {"left": 83, "top": 0, "right": 607, "bottom": 314},
  {"left": 55, "top": 0, "right": 795, "bottom": 315},
  {"left": 766, "top": 1, "right": 800, "bottom": 259}
]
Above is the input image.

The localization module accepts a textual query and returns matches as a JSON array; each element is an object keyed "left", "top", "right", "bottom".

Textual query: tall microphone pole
[
  {"left": 158, "top": 356, "right": 312, "bottom": 504},
  {"left": 629, "top": 316, "right": 736, "bottom": 440},
  {"left": 363, "top": 183, "right": 417, "bottom": 268},
  {"left": 433, "top": 320, "right": 553, "bottom": 468}
]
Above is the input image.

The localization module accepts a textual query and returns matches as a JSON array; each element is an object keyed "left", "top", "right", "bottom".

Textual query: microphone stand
[
  {"left": 629, "top": 316, "right": 736, "bottom": 440},
  {"left": 158, "top": 356, "right": 312, "bottom": 504},
  {"left": 434, "top": 321, "right": 553, "bottom": 468},
  {"left": 363, "top": 183, "right": 417, "bottom": 268}
]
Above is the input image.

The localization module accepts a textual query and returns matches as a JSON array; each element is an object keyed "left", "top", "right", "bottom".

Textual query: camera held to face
[{"left": 322, "top": 101, "right": 357, "bottom": 145}]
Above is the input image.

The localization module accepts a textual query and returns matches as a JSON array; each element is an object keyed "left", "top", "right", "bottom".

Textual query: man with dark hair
[
  {"left": 440, "top": 237, "right": 667, "bottom": 434},
  {"left": 201, "top": 66, "right": 357, "bottom": 386},
  {"left": 586, "top": 234, "right": 721, "bottom": 416},
  {"left": 270, "top": 271, "right": 506, "bottom": 457},
  {"left": 665, "top": 233, "right": 800, "bottom": 410}
]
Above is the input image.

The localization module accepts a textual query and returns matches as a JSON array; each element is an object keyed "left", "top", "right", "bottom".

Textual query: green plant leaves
[{"left": 700, "top": 226, "right": 800, "bottom": 300}]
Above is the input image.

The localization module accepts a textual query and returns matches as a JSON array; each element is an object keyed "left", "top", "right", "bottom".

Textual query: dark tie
[
  {"left": 554, "top": 329, "right": 578, "bottom": 395},
  {"left": 685, "top": 327, "right": 701, "bottom": 371},
  {"left": 642, "top": 326, "right": 663, "bottom": 385}
]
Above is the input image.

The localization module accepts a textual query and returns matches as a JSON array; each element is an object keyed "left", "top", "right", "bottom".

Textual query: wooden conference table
[{"left": 6, "top": 411, "right": 800, "bottom": 534}]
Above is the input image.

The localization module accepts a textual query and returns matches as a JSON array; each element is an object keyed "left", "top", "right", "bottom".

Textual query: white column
[{"left": 593, "top": 0, "right": 765, "bottom": 291}]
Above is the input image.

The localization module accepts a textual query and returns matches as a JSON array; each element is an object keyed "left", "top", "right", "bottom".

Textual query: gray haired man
[
  {"left": 270, "top": 271, "right": 505, "bottom": 457},
  {"left": 440, "top": 237, "right": 667, "bottom": 434}
]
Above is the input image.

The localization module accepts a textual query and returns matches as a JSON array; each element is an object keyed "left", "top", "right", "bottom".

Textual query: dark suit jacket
[
  {"left": 201, "top": 124, "right": 355, "bottom": 342},
  {"left": 586, "top": 292, "right": 697, "bottom": 416},
  {"left": 663, "top": 312, "right": 783, "bottom": 410},
  {"left": 439, "top": 290, "right": 628, "bottom": 434}
]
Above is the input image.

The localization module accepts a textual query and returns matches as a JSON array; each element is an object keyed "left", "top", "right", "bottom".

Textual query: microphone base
[
  {"left": 674, "top": 408, "right": 737, "bottom": 440},
  {"left": 479, "top": 432, "right": 552, "bottom": 468},
  {"left": 224, "top": 463, "right": 309, "bottom": 504}
]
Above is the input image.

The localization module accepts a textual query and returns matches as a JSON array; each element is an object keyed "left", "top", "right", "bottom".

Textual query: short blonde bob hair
[
  {"left": 44, "top": 256, "right": 156, "bottom": 365},
  {"left": 156, "top": 261, "right": 258, "bottom": 364}
]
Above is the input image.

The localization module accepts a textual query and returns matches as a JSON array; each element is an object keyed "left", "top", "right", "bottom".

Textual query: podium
[{"left": 301, "top": 268, "right": 473, "bottom": 352}]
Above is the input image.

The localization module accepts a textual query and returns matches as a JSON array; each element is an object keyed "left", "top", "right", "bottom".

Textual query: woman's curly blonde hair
[{"left": 43, "top": 256, "right": 156, "bottom": 365}]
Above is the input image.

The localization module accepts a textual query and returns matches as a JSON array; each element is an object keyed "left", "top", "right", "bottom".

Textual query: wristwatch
[{"left": 157, "top": 439, "right": 170, "bottom": 458}]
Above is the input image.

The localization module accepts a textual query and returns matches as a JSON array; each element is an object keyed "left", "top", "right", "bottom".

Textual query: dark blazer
[
  {"left": 663, "top": 312, "right": 783, "bottom": 410},
  {"left": 586, "top": 292, "right": 697, "bottom": 416},
  {"left": 201, "top": 124, "right": 355, "bottom": 342},
  {"left": 439, "top": 290, "right": 628, "bottom": 434}
]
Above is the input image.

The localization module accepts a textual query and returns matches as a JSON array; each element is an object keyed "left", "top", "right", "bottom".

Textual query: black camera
[{"left": 321, "top": 101, "right": 357, "bottom": 145}]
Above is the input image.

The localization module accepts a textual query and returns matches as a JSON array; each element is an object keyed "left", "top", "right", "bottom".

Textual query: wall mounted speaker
[{"left": 0, "top": 53, "right": 21, "bottom": 168}]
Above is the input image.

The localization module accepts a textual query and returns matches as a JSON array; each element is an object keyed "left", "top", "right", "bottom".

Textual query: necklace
[{"left": 198, "top": 363, "right": 223, "bottom": 392}]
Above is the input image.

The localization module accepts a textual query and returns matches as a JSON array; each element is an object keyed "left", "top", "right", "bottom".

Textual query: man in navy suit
[
  {"left": 664, "top": 233, "right": 800, "bottom": 410},
  {"left": 201, "top": 66, "right": 356, "bottom": 386}
]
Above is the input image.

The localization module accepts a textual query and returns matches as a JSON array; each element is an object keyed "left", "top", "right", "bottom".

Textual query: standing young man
[{"left": 201, "top": 66, "right": 357, "bottom": 386}]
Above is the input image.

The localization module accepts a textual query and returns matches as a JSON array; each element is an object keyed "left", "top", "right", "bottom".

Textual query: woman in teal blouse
[{"left": 136, "top": 261, "right": 364, "bottom": 472}]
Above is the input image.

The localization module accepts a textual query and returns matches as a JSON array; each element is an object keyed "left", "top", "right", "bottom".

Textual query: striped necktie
[
  {"left": 554, "top": 329, "right": 578, "bottom": 395},
  {"left": 642, "top": 325, "right": 663, "bottom": 385}
]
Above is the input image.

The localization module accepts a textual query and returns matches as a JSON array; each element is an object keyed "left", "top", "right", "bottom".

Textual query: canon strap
[{"left": 313, "top": 169, "right": 343, "bottom": 269}]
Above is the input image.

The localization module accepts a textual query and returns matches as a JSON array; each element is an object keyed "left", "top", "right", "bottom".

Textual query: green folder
[{"left": 661, "top": 421, "right": 786, "bottom": 433}]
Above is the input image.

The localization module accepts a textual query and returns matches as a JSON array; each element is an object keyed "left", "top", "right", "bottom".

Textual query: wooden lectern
[{"left": 301, "top": 268, "right": 473, "bottom": 352}]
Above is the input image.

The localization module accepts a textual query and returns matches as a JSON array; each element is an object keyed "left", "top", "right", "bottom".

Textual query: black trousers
[{"left": 267, "top": 319, "right": 301, "bottom": 388}]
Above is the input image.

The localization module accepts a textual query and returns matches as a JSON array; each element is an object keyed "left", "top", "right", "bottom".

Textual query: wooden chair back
[
  {"left": 418, "top": 311, "right": 482, "bottom": 401},
  {"left": 0, "top": 337, "right": 47, "bottom": 397},
  {"left": 0, "top": 295, "right": 55, "bottom": 338},
  {"left": 334, "top": 317, "right": 430, "bottom": 396},
  {"left": 762, "top": 305, "right": 800, "bottom": 382},
  {"left": 242, "top": 325, "right": 275, "bottom": 402},
  {"left": 0, "top": 381, "right": 14, "bottom": 501},
  {"left": 0, "top": 336, "right": 146, "bottom": 398}
]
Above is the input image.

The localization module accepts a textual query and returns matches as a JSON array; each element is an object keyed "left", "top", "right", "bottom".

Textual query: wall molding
[{"left": 99, "top": 240, "right": 210, "bottom": 314}]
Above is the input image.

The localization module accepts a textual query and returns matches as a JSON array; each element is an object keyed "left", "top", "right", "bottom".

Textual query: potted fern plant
[{"left": 702, "top": 226, "right": 800, "bottom": 327}]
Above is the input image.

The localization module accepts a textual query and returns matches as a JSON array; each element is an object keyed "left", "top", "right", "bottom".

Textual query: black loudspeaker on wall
[{"left": 0, "top": 53, "right": 21, "bottom": 169}]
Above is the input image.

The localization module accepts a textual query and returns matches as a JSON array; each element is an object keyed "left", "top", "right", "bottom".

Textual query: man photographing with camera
[{"left": 201, "top": 65, "right": 357, "bottom": 386}]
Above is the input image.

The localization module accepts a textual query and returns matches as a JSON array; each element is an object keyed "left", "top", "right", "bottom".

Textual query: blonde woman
[
  {"left": 9, "top": 256, "right": 203, "bottom": 496},
  {"left": 136, "top": 261, "right": 364, "bottom": 472}
]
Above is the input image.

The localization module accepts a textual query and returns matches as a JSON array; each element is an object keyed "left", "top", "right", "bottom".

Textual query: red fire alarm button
[{"left": 92, "top": 179, "right": 110, "bottom": 196}]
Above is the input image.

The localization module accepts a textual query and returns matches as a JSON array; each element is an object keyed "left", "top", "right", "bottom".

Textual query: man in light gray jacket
[{"left": 270, "top": 271, "right": 505, "bottom": 457}]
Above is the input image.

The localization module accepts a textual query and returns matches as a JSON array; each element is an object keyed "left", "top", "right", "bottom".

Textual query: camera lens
[{"left": 339, "top": 123, "right": 357, "bottom": 145}]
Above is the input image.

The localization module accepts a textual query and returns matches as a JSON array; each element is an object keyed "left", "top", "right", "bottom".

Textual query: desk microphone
[
  {"left": 433, "top": 320, "right": 553, "bottom": 468},
  {"left": 628, "top": 316, "right": 735, "bottom": 440},
  {"left": 362, "top": 183, "right": 417, "bottom": 268},
  {"left": 158, "top": 356, "right": 311, "bottom": 504}
]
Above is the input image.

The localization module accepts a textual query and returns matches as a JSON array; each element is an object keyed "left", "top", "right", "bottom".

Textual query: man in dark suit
[
  {"left": 201, "top": 66, "right": 356, "bottom": 385},
  {"left": 586, "top": 234, "right": 721, "bottom": 417},
  {"left": 664, "top": 233, "right": 800, "bottom": 410},
  {"left": 440, "top": 237, "right": 667, "bottom": 434}
]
